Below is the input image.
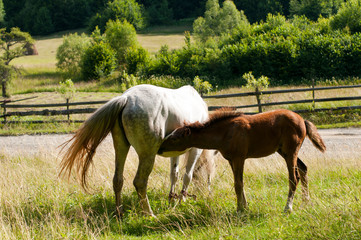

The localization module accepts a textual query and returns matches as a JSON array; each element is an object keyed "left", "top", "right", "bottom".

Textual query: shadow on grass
[
  {"left": 70, "top": 191, "right": 268, "bottom": 237},
  {"left": 6, "top": 189, "right": 269, "bottom": 237},
  {"left": 23, "top": 71, "right": 62, "bottom": 81}
]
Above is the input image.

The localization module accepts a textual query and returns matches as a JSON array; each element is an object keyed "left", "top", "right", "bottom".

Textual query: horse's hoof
[
  {"left": 283, "top": 207, "right": 293, "bottom": 214},
  {"left": 168, "top": 192, "right": 179, "bottom": 203},
  {"left": 180, "top": 190, "right": 197, "bottom": 201},
  {"left": 114, "top": 206, "right": 124, "bottom": 219}
]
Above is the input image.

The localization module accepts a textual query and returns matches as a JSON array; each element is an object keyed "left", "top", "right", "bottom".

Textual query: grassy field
[
  {"left": 1, "top": 27, "right": 361, "bottom": 239},
  {"left": 0, "top": 142, "right": 360, "bottom": 239}
]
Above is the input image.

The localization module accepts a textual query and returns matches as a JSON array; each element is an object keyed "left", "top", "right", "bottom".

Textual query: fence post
[
  {"left": 66, "top": 98, "right": 70, "bottom": 124},
  {"left": 312, "top": 79, "right": 315, "bottom": 110},
  {"left": 2, "top": 100, "right": 7, "bottom": 124},
  {"left": 255, "top": 87, "right": 262, "bottom": 113}
]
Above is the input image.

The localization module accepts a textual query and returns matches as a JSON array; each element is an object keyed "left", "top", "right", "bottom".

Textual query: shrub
[
  {"left": 58, "top": 79, "right": 76, "bottom": 101},
  {"left": 105, "top": 19, "right": 139, "bottom": 64},
  {"left": 56, "top": 33, "right": 91, "bottom": 80},
  {"left": 193, "top": 76, "right": 212, "bottom": 95},
  {"left": 81, "top": 41, "right": 117, "bottom": 80},
  {"left": 124, "top": 45, "right": 150, "bottom": 74}
]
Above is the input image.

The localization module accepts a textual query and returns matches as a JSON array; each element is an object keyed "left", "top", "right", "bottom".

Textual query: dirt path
[{"left": 0, "top": 128, "right": 360, "bottom": 161}]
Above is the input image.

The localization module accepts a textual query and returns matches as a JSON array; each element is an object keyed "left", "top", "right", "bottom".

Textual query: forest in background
[{"left": 0, "top": 0, "right": 345, "bottom": 35}]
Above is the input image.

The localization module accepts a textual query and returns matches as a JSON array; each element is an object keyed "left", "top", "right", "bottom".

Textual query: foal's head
[
  {"left": 158, "top": 124, "right": 195, "bottom": 155},
  {"left": 158, "top": 108, "right": 243, "bottom": 155}
]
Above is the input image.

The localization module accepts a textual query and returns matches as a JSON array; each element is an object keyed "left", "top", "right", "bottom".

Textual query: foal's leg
[
  {"left": 285, "top": 156, "right": 299, "bottom": 212},
  {"left": 111, "top": 120, "right": 130, "bottom": 217},
  {"left": 278, "top": 150, "right": 300, "bottom": 212},
  {"left": 229, "top": 158, "right": 247, "bottom": 211},
  {"left": 169, "top": 156, "right": 180, "bottom": 202},
  {"left": 297, "top": 158, "right": 310, "bottom": 201},
  {"left": 133, "top": 153, "right": 156, "bottom": 216},
  {"left": 180, "top": 147, "right": 202, "bottom": 201}
]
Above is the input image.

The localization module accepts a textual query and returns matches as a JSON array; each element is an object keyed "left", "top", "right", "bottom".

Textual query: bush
[
  {"left": 193, "top": 76, "right": 212, "bottom": 95},
  {"left": 81, "top": 41, "right": 117, "bottom": 80},
  {"left": 144, "top": 11, "right": 361, "bottom": 86},
  {"left": 56, "top": 33, "right": 91, "bottom": 80},
  {"left": 124, "top": 45, "right": 150, "bottom": 74},
  {"left": 105, "top": 19, "right": 139, "bottom": 64}
]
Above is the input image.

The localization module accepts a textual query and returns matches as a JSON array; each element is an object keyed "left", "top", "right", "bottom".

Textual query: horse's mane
[{"left": 186, "top": 108, "right": 244, "bottom": 131}]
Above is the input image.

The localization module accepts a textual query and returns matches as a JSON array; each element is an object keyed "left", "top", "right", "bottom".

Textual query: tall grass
[{"left": 0, "top": 142, "right": 360, "bottom": 239}]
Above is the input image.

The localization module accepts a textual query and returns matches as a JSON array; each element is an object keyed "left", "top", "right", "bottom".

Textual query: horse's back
[
  {"left": 239, "top": 109, "right": 306, "bottom": 157},
  {"left": 120, "top": 85, "right": 208, "bottom": 151}
]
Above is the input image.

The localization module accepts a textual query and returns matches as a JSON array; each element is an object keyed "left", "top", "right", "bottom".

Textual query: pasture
[
  {"left": 1, "top": 28, "right": 361, "bottom": 239},
  {"left": 0, "top": 132, "right": 360, "bottom": 239}
]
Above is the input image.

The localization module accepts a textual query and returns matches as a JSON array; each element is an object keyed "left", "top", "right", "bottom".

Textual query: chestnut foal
[{"left": 158, "top": 109, "right": 326, "bottom": 212}]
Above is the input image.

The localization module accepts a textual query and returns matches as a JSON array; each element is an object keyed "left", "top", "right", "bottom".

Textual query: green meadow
[{"left": 0, "top": 27, "right": 360, "bottom": 239}]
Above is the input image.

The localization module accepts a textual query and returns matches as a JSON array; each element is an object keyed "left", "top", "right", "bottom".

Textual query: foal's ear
[
  {"left": 179, "top": 127, "right": 191, "bottom": 137},
  {"left": 184, "top": 127, "right": 191, "bottom": 136}
]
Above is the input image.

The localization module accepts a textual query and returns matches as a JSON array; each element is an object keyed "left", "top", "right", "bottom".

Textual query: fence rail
[{"left": 1, "top": 84, "right": 361, "bottom": 124}]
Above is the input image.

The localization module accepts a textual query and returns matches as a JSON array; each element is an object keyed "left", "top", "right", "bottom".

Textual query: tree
[
  {"left": 330, "top": 0, "right": 361, "bottom": 34},
  {"left": 233, "top": 0, "right": 289, "bottom": 23},
  {"left": 33, "top": 6, "right": 54, "bottom": 35},
  {"left": 0, "top": 0, "right": 5, "bottom": 26},
  {"left": 0, "top": 27, "right": 34, "bottom": 97},
  {"left": 193, "top": 0, "right": 249, "bottom": 42},
  {"left": 290, "top": 0, "right": 342, "bottom": 21},
  {"left": 88, "top": 0, "right": 145, "bottom": 33}
]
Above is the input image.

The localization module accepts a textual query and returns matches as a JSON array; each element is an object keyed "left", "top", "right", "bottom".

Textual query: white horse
[{"left": 59, "top": 84, "right": 209, "bottom": 216}]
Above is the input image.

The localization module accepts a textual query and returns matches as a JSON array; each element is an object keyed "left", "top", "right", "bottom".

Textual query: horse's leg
[
  {"left": 204, "top": 150, "right": 217, "bottom": 192},
  {"left": 111, "top": 120, "right": 130, "bottom": 217},
  {"left": 297, "top": 158, "right": 310, "bottom": 202},
  {"left": 278, "top": 150, "right": 299, "bottom": 213},
  {"left": 229, "top": 158, "right": 247, "bottom": 211},
  {"left": 133, "top": 154, "right": 156, "bottom": 216},
  {"left": 180, "top": 147, "right": 202, "bottom": 201},
  {"left": 169, "top": 156, "right": 180, "bottom": 202}
]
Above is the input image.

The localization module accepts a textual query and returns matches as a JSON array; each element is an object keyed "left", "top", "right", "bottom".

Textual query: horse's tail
[
  {"left": 59, "top": 96, "right": 127, "bottom": 188},
  {"left": 304, "top": 120, "right": 326, "bottom": 153}
]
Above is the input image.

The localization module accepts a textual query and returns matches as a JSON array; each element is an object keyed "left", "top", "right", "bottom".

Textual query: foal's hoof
[
  {"left": 114, "top": 206, "right": 124, "bottom": 219},
  {"left": 168, "top": 192, "right": 179, "bottom": 204},
  {"left": 283, "top": 207, "right": 293, "bottom": 214},
  {"left": 180, "top": 190, "right": 197, "bottom": 201}
]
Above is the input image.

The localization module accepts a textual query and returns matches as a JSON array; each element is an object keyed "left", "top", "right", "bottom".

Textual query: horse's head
[{"left": 158, "top": 126, "right": 192, "bottom": 157}]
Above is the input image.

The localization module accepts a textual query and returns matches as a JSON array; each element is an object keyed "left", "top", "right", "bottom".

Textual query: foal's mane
[{"left": 186, "top": 108, "right": 244, "bottom": 131}]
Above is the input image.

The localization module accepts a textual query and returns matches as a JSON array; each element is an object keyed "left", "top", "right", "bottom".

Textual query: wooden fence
[{"left": 1, "top": 84, "right": 361, "bottom": 124}]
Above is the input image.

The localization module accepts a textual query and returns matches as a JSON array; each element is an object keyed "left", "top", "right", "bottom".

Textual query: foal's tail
[
  {"left": 304, "top": 120, "right": 326, "bottom": 152},
  {"left": 59, "top": 96, "right": 127, "bottom": 188}
]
